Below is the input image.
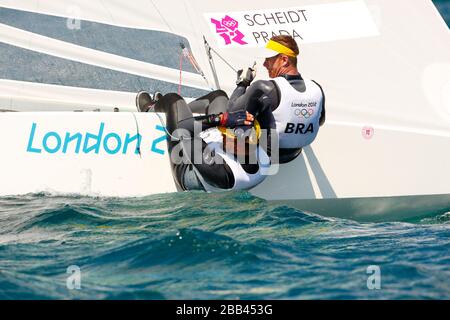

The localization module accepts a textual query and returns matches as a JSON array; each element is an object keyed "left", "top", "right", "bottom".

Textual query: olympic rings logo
[{"left": 295, "top": 108, "right": 315, "bottom": 118}]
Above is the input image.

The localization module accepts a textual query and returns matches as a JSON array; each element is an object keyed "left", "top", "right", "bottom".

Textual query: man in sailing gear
[
  {"left": 228, "top": 35, "right": 325, "bottom": 164},
  {"left": 196, "top": 119, "right": 269, "bottom": 192},
  {"left": 138, "top": 91, "right": 270, "bottom": 192}
]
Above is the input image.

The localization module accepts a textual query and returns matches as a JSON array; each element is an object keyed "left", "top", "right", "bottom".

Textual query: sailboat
[{"left": 0, "top": 0, "right": 449, "bottom": 221}]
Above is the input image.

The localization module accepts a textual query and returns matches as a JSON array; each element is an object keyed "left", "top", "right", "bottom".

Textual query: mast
[{"left": 203, "top": 36, "right": 221, "bottom": 90}]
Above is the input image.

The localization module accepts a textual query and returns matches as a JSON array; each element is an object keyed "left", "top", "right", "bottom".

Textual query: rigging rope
[
  {"left": 146, "top": 1, "right": 239, "bottom": 93},
  {"left": 147, "top": 0, "right": 213, "bottom": 91},
  {"left": 148, "top": 0, "right": 175, "bottom": 33},
  {"left": 203, "top": 37, "right": 238, "bottom": 73},
  {"left": 180, "top": 43, "right": 214, "bottom": 90},
  {"left": 147, "top": 1, "right": 240, "bottom": 93},
  {"left": 209, "top": 46, "right": 238, "bottom": 74}
]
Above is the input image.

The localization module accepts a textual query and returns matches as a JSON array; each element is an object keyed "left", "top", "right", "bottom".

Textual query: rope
[
  {"left": 209, "top": 46, "right": 238, "bottom": 73},
  {"left": 180, "top": 43, "right": 214, "bottom": 90},
  {"left": 203, "top": 37, "right": 238, "bottom": 73},
  {"left": 147, "top": 0, "right": 213, "bottom": 91},
  {"left": 148, "top": 0, "right": 174, "bottom": 33},
  {"left": 131, "top": 112, "right": 142, "bottom": 157},
  {"left": 152, "top": 111, "right": 212, "bottom": 143}
]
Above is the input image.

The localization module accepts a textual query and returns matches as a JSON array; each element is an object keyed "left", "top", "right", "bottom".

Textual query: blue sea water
[
  {"left": 0, "top": 1, "right": 449, "bottom": 301},
  {"left": 0, "top": 192, "right": 449, "bottom": 300},
  {"left": 434, "top": 0, "right": 450, "bottom": 26}
]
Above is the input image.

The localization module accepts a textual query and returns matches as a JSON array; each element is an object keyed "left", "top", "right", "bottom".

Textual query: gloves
[
  {"left": 205, "top": 111, "right": 254, "bottom": 128},
  {"left": 236, "top": 67, "right": 256, "bottom": 87},
  {"left": 220, "top": 111, "right": 254, "bottom": 128}
]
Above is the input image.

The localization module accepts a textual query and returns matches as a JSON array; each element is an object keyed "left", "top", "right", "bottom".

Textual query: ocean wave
[{"left": 0, "top": 193, "right": 449, "bottom": 299}]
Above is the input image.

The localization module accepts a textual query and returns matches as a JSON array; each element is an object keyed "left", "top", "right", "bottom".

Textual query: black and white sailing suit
[
  {"left": 228, "top": 73, "right": 325, "bottom": 163},
  {"left": 154, "top": 92, "right": 269, "bottom": 191}
]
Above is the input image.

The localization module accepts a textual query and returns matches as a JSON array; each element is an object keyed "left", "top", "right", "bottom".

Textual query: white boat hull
[{"left": 1, "top": 112, "right": 448, "bottom": 221}]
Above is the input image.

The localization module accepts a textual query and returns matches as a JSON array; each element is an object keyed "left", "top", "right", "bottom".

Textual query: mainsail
[
  {"left": 0, "top": 0, "right": 449, "bottom": 221},
  {"left": 0, "top": 1, "right": 448, "bottom": 123}
]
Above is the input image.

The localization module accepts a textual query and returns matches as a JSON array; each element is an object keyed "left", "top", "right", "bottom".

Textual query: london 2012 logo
[
  {"left": 210, "top": 15, "right": 248, "bottom": 45},
  {"left": 295, "top": 108, "right": 314, "bottom": 119}
]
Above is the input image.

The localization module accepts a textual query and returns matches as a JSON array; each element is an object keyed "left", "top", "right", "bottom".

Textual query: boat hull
[
  {"left": 271, "top": 194, "right": 450, "bottom": 222},
  {"left": 0, "top": 112, "right": 449, "bottom": 222}
]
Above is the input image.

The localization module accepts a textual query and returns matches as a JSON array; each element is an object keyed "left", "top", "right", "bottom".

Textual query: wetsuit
[
  {"left": 154, "top": 92, "right": 268, "bottom": 191},
  {"left": 227, "top": 73, "right": 325, "bottom": 163}
]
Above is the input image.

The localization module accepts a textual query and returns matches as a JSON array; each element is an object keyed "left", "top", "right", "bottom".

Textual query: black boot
[
  {"left": 154, "top": 91, "right": 163, "bottom": 103},
  {"left": 136, "top": 91, "right": 164, "bottom": 112},
  {"left": 135, "top": 91, "right": 154, "bottom": 112}
]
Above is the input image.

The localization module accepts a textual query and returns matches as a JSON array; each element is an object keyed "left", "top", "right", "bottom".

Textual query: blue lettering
[
  {"left": 26, "top": 122, "right": 167, "bottom": 156},
  {"left": 151, "top": 125, "right": 167, "bottom": 155},
  {"left": 63, "top": 132, "right": 82, "bottom": 153},
  {"left": 43, "top": 132, "right": 62, "bottom": 153},
  {"left": 103, "top": 133, "right": 122, "bottom": 154},
  {"left": 83, "top": 122, "right": 104, "bottom": 154},
  {"left": 27, "top": 123, "right": 42, "bottom": 153},
  {"left": 123, "top": 133, "right": 142, "bottom": 155}
]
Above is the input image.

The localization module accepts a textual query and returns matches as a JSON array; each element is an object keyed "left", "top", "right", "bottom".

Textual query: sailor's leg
[
  {"left": 154, "top": 93, "right": 199, "bottom": 190},
  {"left": 155, "top": 92, "right": 235, "bottom": 191},
  {"left": 179, "top": 164, "right": 204, "bottom": 190},
  {"left": 154, "top": 93, "right": 193, "bottom": 151},
  {"left": 183, "top": 138, "right": 235, "bottom": 190},
  {"left": 160, "top": 94, "right": 193, "bottom": 122},
  {"left": 188, "top": 90, "right": 229, "bottom": 115}
]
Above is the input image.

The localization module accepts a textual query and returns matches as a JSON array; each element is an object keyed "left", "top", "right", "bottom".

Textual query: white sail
[
  {"left": 0, "top": 79, "right": 139, "bottom": 112},
  {"left": 1, "top": 1, "right": 449, "bottom": 124},
  {"left": 0, "top": 23, "right": 209, "bottom": 91}
]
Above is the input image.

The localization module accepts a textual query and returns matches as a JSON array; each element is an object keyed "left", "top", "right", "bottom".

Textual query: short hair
[{"left": 270, "top": 35, "right": 299, "bottom": 66}]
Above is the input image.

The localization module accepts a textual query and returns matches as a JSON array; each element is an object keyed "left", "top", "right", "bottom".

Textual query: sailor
[
  {"left": 136, "top": 91, "right": 270, "bottom": 192},
  {"left": 228, "top": 35, "right": 326, "bottom": 163}
]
